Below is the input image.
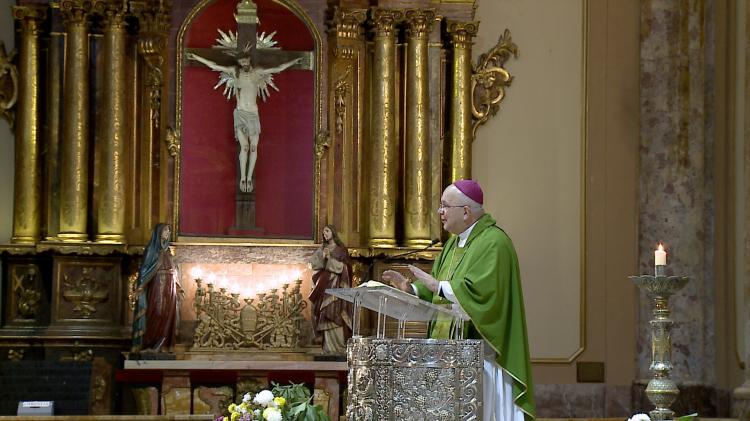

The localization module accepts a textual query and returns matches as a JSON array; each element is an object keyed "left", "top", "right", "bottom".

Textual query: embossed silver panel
[{"left": 347, "top": 337, "right": 483, "bottom": 421}]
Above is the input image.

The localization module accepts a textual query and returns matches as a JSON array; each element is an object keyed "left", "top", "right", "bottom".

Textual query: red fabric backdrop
[{"left": 180, "top": 0, "right": 315, "bottom": 239}]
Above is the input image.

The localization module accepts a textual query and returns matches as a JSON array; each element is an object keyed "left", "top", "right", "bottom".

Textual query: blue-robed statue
[{"left": 131, "top": 224, "right": 182, "bottom": 353}]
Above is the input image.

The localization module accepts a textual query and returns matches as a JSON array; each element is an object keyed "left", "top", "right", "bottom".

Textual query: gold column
[
  {"left": 404, "top": 10, "right": 435, "bottom": 247},
  {"left": 447, "top": 21, "right": 478, "bottom": 182},
  {"left": 10, "top": 6, "right": 47, "bottom": 244},
  {"left": 95, "top": 5, "right": 127, "bottom": 243},
  {"left": 368, "top": 8, "right": 402, "bottom": 248},
  {"left": 44, "top": 28, "right": 65, "bottom": 240},
  {"left": 58, "top": 0, "right": 91, "bottom": 242}
]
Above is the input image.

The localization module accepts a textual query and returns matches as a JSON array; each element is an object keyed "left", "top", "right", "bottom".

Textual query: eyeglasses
[{"left": 437, "top": 204, "right": 467, "bottom": 212}]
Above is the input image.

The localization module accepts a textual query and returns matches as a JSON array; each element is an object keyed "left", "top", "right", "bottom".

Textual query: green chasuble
[{"left": 413, "top": 213, "right": 536, "bottom": 421}]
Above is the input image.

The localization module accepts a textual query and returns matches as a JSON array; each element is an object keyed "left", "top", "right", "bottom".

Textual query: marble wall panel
[{"left": 639, "top": 0, "right": 716, "bottom": 383}]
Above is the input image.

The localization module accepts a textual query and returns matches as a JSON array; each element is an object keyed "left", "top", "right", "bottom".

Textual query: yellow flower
[
  {"left": 231, "top": 412, "right": 240, "bottom": 421},
  {"left": 223, "top": 417, "right": 228, "bottom": 421},
  {"left": 228, "top": 403, "right": 237, "bottom": 413},
  {"left": 273, "top": 397, "right": 286, "bottom": 407},
  {"left": 239, "top": 402, "right": 249, "bottom": 411}
]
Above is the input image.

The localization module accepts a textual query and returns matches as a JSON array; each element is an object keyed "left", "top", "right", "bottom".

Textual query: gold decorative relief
[
  {"left": 165, "top": 126, "right": 180, "bottom": 157},
  {"left": 12, "top": 265, "right": 41, "bottom": 319},
  {"left": 334, "top": 66, "right": 352, "bottom": 135},
  {"left": 471, "top": 29, "right": 518, "bottom": 137},
  {"left": 8, "top": 349, "right": 24, "bottom": 362},
  {"left": 127, "top": 271, "right": 138, "bottom": 311},
  {"left": 0, "top": 42, "right": 17, "bottom": 130},
  {"left": 314, "top": 130, "right": 331, "bottom": 159},
  {"left": 73, "top": 348, "right": 95, "bottom": 362},
  {"left": 62, "top": 267, "right": 109, "bottom": 318}
]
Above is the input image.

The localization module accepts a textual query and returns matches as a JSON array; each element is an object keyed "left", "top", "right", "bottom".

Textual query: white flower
[
  {"left": 242, "top": 393, "right": 252, "bottom": 403},
  {"left": 254, "top": 409, "right": 261, "bottom": 416},
  {"left": 253, "top": 390, "right": 274, "bottom": 406},
  {"left": 628, "top": 413, "right": 651, "bottom": 421},
  {"left": 264, "top": 407, "right": 282, "bottom": 421}
]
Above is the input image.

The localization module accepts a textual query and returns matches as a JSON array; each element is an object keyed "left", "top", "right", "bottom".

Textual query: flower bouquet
[{"left": 215, "top": 383, "right": 330, "bottom": 421}]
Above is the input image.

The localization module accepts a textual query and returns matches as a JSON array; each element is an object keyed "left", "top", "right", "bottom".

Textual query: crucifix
[{"left": 186, "top": 0, "right": 312, "bottom": 231}]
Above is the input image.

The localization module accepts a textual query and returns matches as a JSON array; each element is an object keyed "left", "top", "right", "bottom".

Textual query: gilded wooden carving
[
  {"left": 471, "top": 29, "right": 518, "bottom": 137},
  {"left": 0, "top": 42, "right": 17, "bottom": 130},
  {"left": 62, "top": 267, "right": 110, "bottom": 318},
  {"left": 12, "top": 265, "right": 41, "bottom": 319}
]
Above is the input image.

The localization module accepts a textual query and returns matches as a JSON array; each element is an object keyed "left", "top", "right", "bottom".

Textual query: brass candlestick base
[{"left": 629, "top": 273, "right": 689, "bottom": 421}]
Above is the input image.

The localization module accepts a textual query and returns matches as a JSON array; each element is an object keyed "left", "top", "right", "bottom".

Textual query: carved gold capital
[
  {"left": 331, "top": 8, "right": 367, "bottom": 39},
  {"left": 471, "top": 29, "right": 518, "bottom": 136},
  {"left": 60, "top": 0, "right": 91, "bottom": 25},
  {"left": 370, "top": 8, "right": 403, "bottom": 38},
  {"left": 447, "top": 21, "right": 479, "bottom": 47},
  {"left": 131, "top": 0, "right": 171, "bottom": 33},
  {"left": 404, "top": 9, "right": 435, "bottom": 39},
  {"left": 12, "top": 5, "right": 47, "bottom": 35},
  {"left": 101, "top": 1, "right": 127, "bottom": 29}
]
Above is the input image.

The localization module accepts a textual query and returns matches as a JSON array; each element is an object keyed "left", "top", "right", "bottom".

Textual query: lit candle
[{"left": 655, "top": 244, "right": 666, "bottom": 266}]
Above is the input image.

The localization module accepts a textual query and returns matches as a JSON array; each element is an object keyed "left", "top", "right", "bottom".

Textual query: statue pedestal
[{"left": 228, "top": 191, "right": 264, "bottom": 235}]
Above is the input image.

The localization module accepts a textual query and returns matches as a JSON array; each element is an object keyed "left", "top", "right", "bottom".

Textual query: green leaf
[{"left": 675, "top": 413, "right": 698, "bottom": 421}]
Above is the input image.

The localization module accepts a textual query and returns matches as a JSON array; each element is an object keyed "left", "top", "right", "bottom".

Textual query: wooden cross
[{"left": 185, "top": 0, "right": 312, "bottom": 72}]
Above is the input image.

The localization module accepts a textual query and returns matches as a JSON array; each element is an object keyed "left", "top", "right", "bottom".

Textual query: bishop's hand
[
  {"left": 381, "top": 270, "right": 414, "bottom": 295},
  {"left": 408, "top": 265, "right": 439, "bottom": 293}
]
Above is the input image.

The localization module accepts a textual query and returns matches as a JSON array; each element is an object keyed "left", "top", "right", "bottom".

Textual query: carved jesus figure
[{"left": 188, "top": 52, "right": 300, "bottom": 193}]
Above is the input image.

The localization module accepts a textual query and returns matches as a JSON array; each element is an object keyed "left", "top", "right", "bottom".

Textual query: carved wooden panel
[
  {"left": 51, "top": 256, "right": 123, "bottom": 326},
  {"left": 4, "top": 260, "right": 45, "bottom": 326}
]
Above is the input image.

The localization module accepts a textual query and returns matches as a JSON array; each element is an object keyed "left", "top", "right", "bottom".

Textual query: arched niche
[{"left": 174, "top": 0, "right": 321, "bottom": 241}]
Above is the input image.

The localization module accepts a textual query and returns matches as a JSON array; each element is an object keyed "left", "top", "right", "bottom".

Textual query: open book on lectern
[{"left": 325, "top": 281, "right": 470, "bottom": 323}]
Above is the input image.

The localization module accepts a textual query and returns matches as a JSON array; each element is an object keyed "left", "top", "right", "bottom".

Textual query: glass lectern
[{"left": 327, "top": 285, "right": 484, "bottom": 421}]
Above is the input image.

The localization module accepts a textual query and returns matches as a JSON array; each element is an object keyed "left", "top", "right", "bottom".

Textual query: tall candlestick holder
[{"left": 629, "top": 267, "right": 689, "bottom": 421}]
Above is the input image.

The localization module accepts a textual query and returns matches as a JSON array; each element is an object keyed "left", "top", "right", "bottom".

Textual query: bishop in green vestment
[{"left": 383, "top": 180, "right": 536, "bottom": 421}]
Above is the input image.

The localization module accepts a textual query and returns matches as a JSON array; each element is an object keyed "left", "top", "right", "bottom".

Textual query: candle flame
[
  {"left": 657, "top": 243, "right": 664, "bottom": 252},
  {"left": 190, "top": 266, "right": 204, "bottom": 279}
]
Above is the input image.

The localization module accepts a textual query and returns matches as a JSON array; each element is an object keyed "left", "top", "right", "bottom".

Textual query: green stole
[{"left": 429, "top": 246, "right": 466, "bottom": 339}]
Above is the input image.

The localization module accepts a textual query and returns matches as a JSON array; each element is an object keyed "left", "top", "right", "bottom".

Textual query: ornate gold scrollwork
[
  {"left": 62, "top": 267, "right": 109, "bottom": 318},
  {"left": 314, "top": 130, "right": 330, "bottom": 159},
  {"left": 165, "top": 126, "right": 180, "bottom": 157},
  {"left": 138, "top": 37, "right": 165, "bottom": 129},
  {"left": 471, "top": 29, "right": 518, "bottom": 137},
  {"left": 0, "top": 42, "right": 18, "bottom": 130},
  {"left": 127, "top": 271, "right": 139, "bottom": 311},
  {"left": 334, "top": 66, "right": 352, "bottom": 135}
]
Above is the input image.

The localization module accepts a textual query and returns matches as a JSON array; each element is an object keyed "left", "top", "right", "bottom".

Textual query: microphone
[{"left": 384, "top": 238, "right": 440, "bottom": 260}]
